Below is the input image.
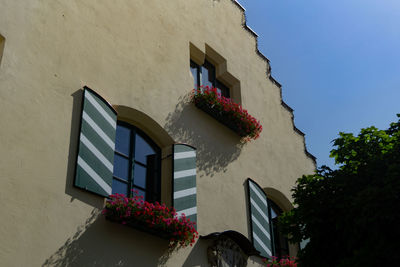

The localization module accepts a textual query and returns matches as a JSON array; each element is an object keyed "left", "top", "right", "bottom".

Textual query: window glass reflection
[
  {"left": 112, "top": 179, "right": 128, "bottom": 196},
  {"left": 133, "top": 163, "right": 147, "bottom": 188},
  {"left": 113, "top": 154, "right": 130, "bottom": 181},
  {"left": 201, "top": 61, "right": 215, "bottom": 88},
  {"left": 134, "top": 133, "right": 156, "bottom": 165},
  {"left": 112, "top": 122, "right": 161, "bottom": 202},
  {"left": 190, "top": 61, "right": 199, "bottom": 88},
  {"left": 115, "top": 125, "right": 130, "bottom": 156},
  {"left": 191, "top": 60, "right": 231, "bottom": 98}
]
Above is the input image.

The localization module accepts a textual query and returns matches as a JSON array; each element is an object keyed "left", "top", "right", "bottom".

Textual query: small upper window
[
  {"left": 190, "top": 60, "right": 230, "bottom": 98},
  {"left": 112, "top": 122, "right": 161, "bottom": 203}
]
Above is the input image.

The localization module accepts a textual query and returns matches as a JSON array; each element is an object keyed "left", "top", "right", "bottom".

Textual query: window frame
[
  {"left": 190, "top": 59, "right": 230, "bottom": 98},
  {"left": 112, "top": 120, "right": 162, "bottom": 202},
  {"left": 268, "top": 198, "right": 290, "bottom": 258}
]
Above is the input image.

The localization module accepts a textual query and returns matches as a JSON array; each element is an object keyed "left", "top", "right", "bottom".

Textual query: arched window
[
  {"left": 269, "top": 199, "right": 290, "bottom": 258},
  {"left": 247, "top": 179, "right": 294, "bottom": 259},
  {"left": 112, "top": 121, "right": 161, "bottom": 203}
]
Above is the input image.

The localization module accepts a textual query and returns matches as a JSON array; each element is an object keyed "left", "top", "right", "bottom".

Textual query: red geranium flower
[
  {"left": 191, "top": 86, "right": 262, "bottom": 141},
  {"left": 103, "top": 190, "right": 198, "bottom": 248}
]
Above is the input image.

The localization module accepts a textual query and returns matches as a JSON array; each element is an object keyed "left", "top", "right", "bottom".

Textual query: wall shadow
[
  {"left": 65, "top": 89, "right": 104, "bottom": 209},
  {"left": 43, "top": 209, "right": 171, "bottom": 267},
  {"left": 182, "top": 239, "right": 211, "bottom": 267},
  {"left": 164, "top": 93, "right": 244, "bottom": 177}
]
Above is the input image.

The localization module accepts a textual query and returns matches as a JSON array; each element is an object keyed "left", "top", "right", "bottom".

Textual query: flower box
[
  {"left": 103, "top": 192, "right": 198, "bottom": 247},
  {"left": 106, "top": 215, "right": 173, "bottom": 240},
  {"left": 192, "top": 87, "right": 262, "bottom": 141}
]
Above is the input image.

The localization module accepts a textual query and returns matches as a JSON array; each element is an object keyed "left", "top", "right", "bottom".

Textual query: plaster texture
[{"left": 0, "top": 0, "right": 315, "bottom": 266}]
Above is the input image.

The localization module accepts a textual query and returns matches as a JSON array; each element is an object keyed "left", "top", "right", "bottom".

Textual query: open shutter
[
  {"left": 247, "top": 178, "right": 273, "bottom": 258},
  {"left": 172, "top": 144, "right": 197, "bottom": 229},
  {"left": 74, "top": 87, "right": 117, "bottom": 197}
]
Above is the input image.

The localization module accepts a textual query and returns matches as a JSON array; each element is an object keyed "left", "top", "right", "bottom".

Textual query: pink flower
[
  {"left": 191, "top": 86, "right": 262, "bottom": 141},
  {"left": 103, "top": 194, "right": 198, "bottom": 247}
]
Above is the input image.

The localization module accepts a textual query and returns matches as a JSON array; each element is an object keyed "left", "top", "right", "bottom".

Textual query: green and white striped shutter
[
  {"left": 247, "top": 178, "right": 273, "bottom": 258},
  {"left": 172, "top": 144, "right": 197, "bottom": 229},
  {"left": 74, "top": 87, "right": 117, "bottom": 197}
]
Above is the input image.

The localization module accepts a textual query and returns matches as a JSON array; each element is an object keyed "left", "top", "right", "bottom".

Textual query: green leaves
[{"left": 280, "top": 115, "right": 400, "bottom": 266}]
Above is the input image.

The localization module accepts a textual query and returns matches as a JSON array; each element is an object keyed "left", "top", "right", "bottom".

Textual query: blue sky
[{"left": 238, "top": 0, "right": 400, "bottom": 168}]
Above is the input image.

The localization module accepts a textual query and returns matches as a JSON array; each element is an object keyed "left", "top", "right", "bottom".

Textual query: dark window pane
[
  {"left": 190, "top": 61, "right": 199, "bottom": 88},
  {"left": 202, "top": 60, "right": 215, "bottom": 88},
  {"left": 113, "top": 154, "right": 130, "bottom": 180},
  {"left": 134, "top": 133, "right": 156, "bottom": 165},
  {"left": 132, "top": 187, "right": 146, "bottom": 200},
  {"left": 216, "top": 80, "right": 230, "bottom": 98},
  {"left": 115, "top": 125, "right": 131, "bottom": 156},
  {"left": 112, "top": 179, "right": 129, "bottom": 196},
  {"left": 145, "top": 154, "right": 160, "bottom": 196},
  {"left": 133, "top": 163, "right": 146, "bottom": 188},
  {"left": 112, "top": 122, "right": 161, "bottom": 203}
]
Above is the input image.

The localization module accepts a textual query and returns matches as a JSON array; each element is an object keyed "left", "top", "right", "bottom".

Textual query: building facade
[{"left": 0, "top": 0, "right": 315, "bottom": 266}]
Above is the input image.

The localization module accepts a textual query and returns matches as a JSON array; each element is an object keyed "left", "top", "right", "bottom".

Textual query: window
[
  {"left": 74, "top": 88, "right": 198, "bottom": 230},
  {"left": 247, "top": 179, "right": 292, "bottom": 259},
  {"left": 190, "top": 60, "right": 230, "bottom": 98},
  {"left": 112, "top": 121, "right": 161, "bottom": 203},
  {"left": 74, "top": 88, "right": 163, "bottom": 201},
  {"left": 269, "top": 199, "right": 290, "bottom": 258}
]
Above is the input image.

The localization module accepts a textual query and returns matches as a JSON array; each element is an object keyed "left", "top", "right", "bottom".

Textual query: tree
[{"left": 279, "top": 115, "right": 400, "bottom": 266}]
